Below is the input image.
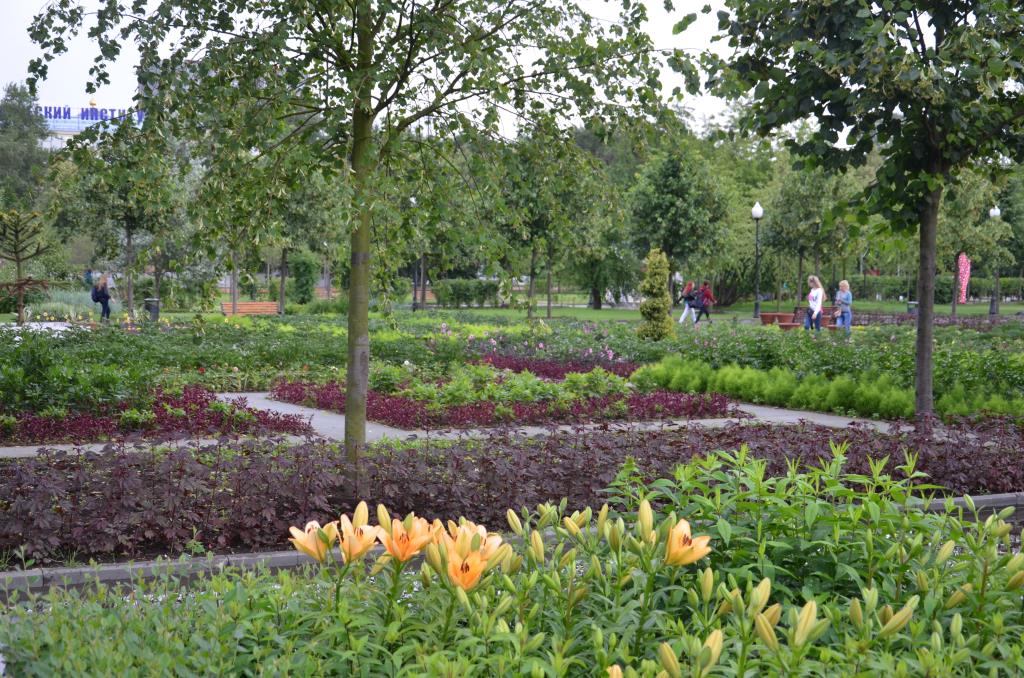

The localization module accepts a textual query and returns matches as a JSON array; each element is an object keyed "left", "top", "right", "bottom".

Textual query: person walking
[
  {"left": 694, "top": 280, "right": 716, "bottom": 325},
  {"left": 91, "top": 274, "right": 111, "bottom": 322},
  {"left": 678, "top": 280, "right": 698, "bottom": 324},
  {"left": 804, "top": 275, "right": 825, "bottom": 332},
  {"left": 835, "top": 279, "right": 853, "bottom": 337}
]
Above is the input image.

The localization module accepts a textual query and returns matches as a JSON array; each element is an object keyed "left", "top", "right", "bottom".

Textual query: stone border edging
[{"left": 3, "top": 492, "right": 1022, "bottom": 600}]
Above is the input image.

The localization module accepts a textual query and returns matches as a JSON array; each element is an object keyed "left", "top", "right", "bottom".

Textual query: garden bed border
[{"left": 2, "top": 491, "right": 1022, "bottom": 600}]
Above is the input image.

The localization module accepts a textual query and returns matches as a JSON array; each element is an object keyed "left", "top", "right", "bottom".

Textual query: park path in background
[{"left": 0, "top": 394, "right": 904, "bottom": 459}]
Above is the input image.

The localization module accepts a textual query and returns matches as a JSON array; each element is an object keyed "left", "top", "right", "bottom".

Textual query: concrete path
[{"left": 0, "top": 394, "right": 909, "bottom": 459}]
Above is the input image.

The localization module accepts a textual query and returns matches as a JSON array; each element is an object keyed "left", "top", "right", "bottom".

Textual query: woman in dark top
[{"left": 92, "top": 274, "right": 111, "bottom": 322}]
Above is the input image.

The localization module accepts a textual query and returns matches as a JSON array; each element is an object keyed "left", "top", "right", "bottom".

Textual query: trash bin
[
  {"left": 907, "top": 301, "right": 918, "bottom": 316},
  {"left": 143, "top": 298, "right": 160, "bottom": 322}
]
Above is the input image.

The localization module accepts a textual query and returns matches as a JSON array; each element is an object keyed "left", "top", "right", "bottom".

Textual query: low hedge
[
  {"left": 433, "top": 278, "right": 499, "bottom": 308},
  {"left": 633, "top": 355, "right": 1024, "bottom": 419},
  {"left": 3, "top": 451, "right": 1023, "bottom": 675}
]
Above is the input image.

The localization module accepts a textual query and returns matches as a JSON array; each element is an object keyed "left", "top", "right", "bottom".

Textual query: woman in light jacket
[
  {"left": 835, "top": 280, "right": 853, "bottom": 336},
  {"left": 804, "top": 275, "right": 825, "bottom": 332}
]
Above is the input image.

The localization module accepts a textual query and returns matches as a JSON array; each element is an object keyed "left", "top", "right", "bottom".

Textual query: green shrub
[
  {"left": 762, "top": 367, "right": 798, "bottom": 406},
  {"left": 118, "top": 408, "right": 157, "bottom": 429},
  {"left": 289, "top": 251, "right": 319, "bottom": 304},
  {"left": 304, "top": 295, "right": 349, "bottom": 315},
  {"left": 824, "top": 375, "right": 858, "bottom": 413},
  {"left": 369, "top": 364, "right": 406, "bottom": 394},
  {"left": 637, "top": 249, "right": 674, "bottom": 341}
]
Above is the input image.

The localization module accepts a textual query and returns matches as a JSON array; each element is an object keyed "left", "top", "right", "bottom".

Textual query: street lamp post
[
  {"left": 989, "top": 205, "right": 1001, "bottom": 317},
  {"left": 752, "top": 202, "right": 764, "bottom": 318}
]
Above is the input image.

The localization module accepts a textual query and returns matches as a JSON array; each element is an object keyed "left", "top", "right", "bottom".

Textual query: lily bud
[
  {"left": 1007, "top": 571, "right": 1024, "bottom": 591},
  {"left": 597, "top": 504, "right": 609, "bottom": 536},
  {"left": 377, "top": 504, "right": 392, "bottom": 535},
  {"left": 754, "top": 612, "right": 779, "bottom": 651},
  {"left": 945, "top": 584, "right": 972, "bottom": 609},
  {"left": 486, "top": 544, "right": 513, "bottom": 572},
  {"left": 936, "top": 540, "right": 956, "bottom": 565},
  {"left": 749, "top": 578, "right": 771, "bottom": 615},
  {"left": 425, "top": 543, "right": 443, "bottom": 573},
  {"left": 657, "top": 642, "right": 682, "bottom": 678},
  {"left": 1006, "top": 553, "right": 1024, "bottom": 574},
  {"left": 563, "top": 516, "right": 582, "bottom": 538},
  {"left": 950, "top": 612, "right": 962, "bottom": 638},
  {"left": 793, "top": 600, "right": 818, "bottom": 648},
  {"left": 862, "top": 587, "right": 878, "bottom": 615},
  {"left": 763, "top": 603, "right": 782, "bottom": 627},
  {"left": 608, "top": 521, "right": 623, "bottom": 552},
  {"left": 915, "top": 570, "right": 930, "bottom": 592},
  {"left": 849, "top": 597, "right": 863, "bottom": 630},
  {"left": 455, "top": 586, "right": 471, "bottom": 612},
  {"left": 700, "top": 568, "right": 714, "bottom": 604},
  {"left": 638, "top": 499, "right": 654, "bottom": 536},
  {"left": 700, "top": 630, "right": 724, "bottom": 675},
  {"left": 420, "top": 561, "right": 433, "bottom": 588},
  {"left": 879, "top": 604, "right": 894, "bottom": 625},
  {"left": 530, "top": 530, "right": 545, "bottom": 564},
  {"left": 606, "top": 667, "right": 623, "bottom": 678},
  {"left": 506, "top": 509, "right": 523, "bottom": 535},
  {"left": 878, "top": 596, "right": 918, "bottom": 639}
]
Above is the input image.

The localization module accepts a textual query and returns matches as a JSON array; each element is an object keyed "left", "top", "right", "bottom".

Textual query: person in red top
[{"left": 694, "top": 281, "right": 716, "bottom": 325}]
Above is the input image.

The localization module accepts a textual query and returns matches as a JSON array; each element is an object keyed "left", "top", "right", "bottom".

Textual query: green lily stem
[
  {"left": 632, "top": 563, "right": 658, "bottom": 657},
  {"left": 384, "top": 559, "right": 406, "bottom": 628},
  {"left": 441, "top": 593, "right": 458, "bottom": 645}
]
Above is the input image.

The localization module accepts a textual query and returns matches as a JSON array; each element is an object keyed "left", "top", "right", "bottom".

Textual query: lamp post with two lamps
[{"left": 752, "top": 201, "right": 764, "bottom": 318}]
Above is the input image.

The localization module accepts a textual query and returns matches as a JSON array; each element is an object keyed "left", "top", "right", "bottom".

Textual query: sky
[{"left": 0, "top": 0, "right": 732, "bottom": 125}]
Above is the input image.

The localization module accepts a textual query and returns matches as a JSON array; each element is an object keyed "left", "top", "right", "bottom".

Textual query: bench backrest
[{"left": 221, "top": 302, "right": 281, "bottom": 316}]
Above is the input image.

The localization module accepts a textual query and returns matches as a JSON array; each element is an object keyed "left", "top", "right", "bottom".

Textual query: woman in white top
[{"left": 804, "top": 275, "right": 825, "bottom": 332}]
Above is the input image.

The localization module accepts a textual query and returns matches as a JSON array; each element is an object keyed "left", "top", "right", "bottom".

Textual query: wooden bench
[{"left": 221, "top": 301, "right": 281, "bottom": 316}]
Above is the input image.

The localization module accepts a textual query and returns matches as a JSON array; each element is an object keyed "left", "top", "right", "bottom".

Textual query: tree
[
  {"left": 0, "top": 83, "right": 50, "bottom": 209},
  {"left": 64, "top": 120, "right": 179, "bottom": 318},
  {"left": 630, "top": 143, "right": 727, "bottom": 298},
  {"left": 0, "top": 210, "right": 50, "bottom": 324},
  {"left": 32, "top": 0, "right": 668, "bottom": 469},
  {"left": 705, "top": 1, "right": 1024, "bottom": 418},
  {"left": 637, "top": 248, "right": 673, "bottom": 340}
]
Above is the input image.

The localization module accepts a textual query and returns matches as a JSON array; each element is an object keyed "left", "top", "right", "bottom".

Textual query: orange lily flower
[
  {"left": 664, "top": 518, "right": 712, "bottom": 566},
  {"left": 338, "top": 501, "right": 382, "bottom": 563},
  {"left": 436, "top": 519, "right": 503, "bottom": 561},
  {"left": 447, "top": 548, "right": 487, "bottom": 591},
  {"left": 288, "top": 520, "right": 339, "bottom": 563},
  {"left": 380, "top": 513, "right": 433, "bottom": 562}
]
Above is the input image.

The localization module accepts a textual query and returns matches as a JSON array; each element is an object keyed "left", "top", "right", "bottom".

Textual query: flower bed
[
  {"left": 0, "top": 386, "right": 312, "bottom": 445},
  {"left": 476, "top": 352, "right": 639, "bottom": 379},
  {"left": 271, "top": 380, "right": 735, "bottom": 428},
  {"left": 3, "top": 453, "right": 1023, "bottom": 675},
  {"left": 3, "top": 418, "right": 1023, "bottom": 565}
]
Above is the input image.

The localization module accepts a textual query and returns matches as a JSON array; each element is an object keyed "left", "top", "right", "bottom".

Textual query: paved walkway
[{"left": 0, "top": 394, "right": 904, "bottom": 459}]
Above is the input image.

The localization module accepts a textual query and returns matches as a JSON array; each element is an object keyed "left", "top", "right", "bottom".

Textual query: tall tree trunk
[
  {"left": 229, "top": 251, "right": 239, "bottom": 315},
  {"left": 951, "top": 256, "right": 959, "bottom": 320},
  {"left": 15, "top": 259, "right": 24, "bottom": 325},
  {"left": 125, "top": 227, "right": 135, "bottom": 320},
  {"left": 526, "top": 245, "right": 537, "bottom": 320},
  {"left": 591, "top": 284, "right": 602, "bottom": 310},
  {"left": 278, "top": 248, "right": 288, "bottom": 315},
  {"left": 324, "top": 260, "right": 332, "bottom": 300},
  {"left": 992, "top": 266, "right": 1001, "bottom": 316},
  {"left": 344, "top": 0, "right": 375, "bottom": 476},
  {"left": 796, "top": 254, "right": 805, "bottom": 311},
  {"left": 546, "top": 246, "right": 553, "bottom": 319},
  {"left": 419, "top": 255, "right": 427, "bottom": 309},
  {"left": 915, "top": 183, "right": 943, "bottom": 420},
  {"left": 154, "top": 261, "right": 163, "bottom": 301}
]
